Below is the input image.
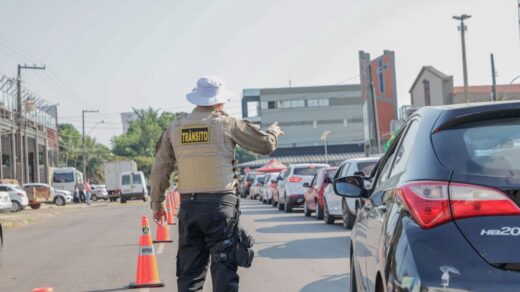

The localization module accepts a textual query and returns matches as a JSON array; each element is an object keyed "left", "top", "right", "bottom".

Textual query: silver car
[
  {"left": 91, "top": 184, "right": 109, "bottom": 201},
  {"left": 0, "top": 184, "right": 29, "bottom": 212},
  {"left": 323, "top": 157, "right": 379, "bottom": 227},
  {"left": 277, "top": 164, "right": 329, "bottom": 213}
]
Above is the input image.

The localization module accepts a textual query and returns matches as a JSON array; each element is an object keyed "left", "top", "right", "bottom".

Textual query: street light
[
  {"left": 320, "top": 130, "right": 331, "bottom": 164},
  {"left": 87, "top": 120, "right": 105, "bottom": 136},
  {"left": 453, "top": 14, "right": 472, "bottom": 103}
]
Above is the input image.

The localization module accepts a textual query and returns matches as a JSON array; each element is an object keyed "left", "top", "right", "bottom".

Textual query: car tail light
[
  {"left": 289, "top": 177, "right": 302, "bottom": 183},
  {"left": 397, "top": 181, "right": 520, "bottom": 229},
  {"left": 449, "top": 183, "right": 520, "bottom": 219},
  {"left": 397, "top": 181, "right": 452, "bottom": 229}
]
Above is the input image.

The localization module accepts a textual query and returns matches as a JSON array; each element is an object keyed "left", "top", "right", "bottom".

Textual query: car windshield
[
  {"left": 357, "top": 161, "right": 377, "bottom": 176},
  {"left": 432, "top": 117, "right": 520, "bottom": 176},
  {"left": 255, "top": 176, "right": 265, "bottom": 183},
  {"left": 293, "top": 167, "right": 323, "bottom": 176},
  {"left": 53, "top": 172, "right": 74, "bottom": 183}
]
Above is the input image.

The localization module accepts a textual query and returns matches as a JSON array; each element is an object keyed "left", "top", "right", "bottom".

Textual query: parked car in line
[
  {"left": 249, "top": 174, "right": 266, "bottom": 200},
  {"left": 335, "top": 101, "right": 520, "bottom": 292},
  {"left": 90, "top": 184, "right": 109, "bottom": 201},
  {"left": 322, "top": 157, "right": 379, "bottom": 227},
  {"left": 270, "top": 170, "right": 286, "bottom": 207},
  {"left": 0, "top": 184, "right": 28, "bottom": 212},
  {"left": 23, "top": 183, "right": 73, "bottom": 208},
  {"left": 260, "top": 172, "right": 280, "bottom": 204},
  {"left": 277, "top": 163, "right": 329, "bottom": 213},
  {"left": 303, "top": 167, "right": 338, "bottom": 219},
  {"left": 0, "top": 192, "right": 12, "bottom": 212},
  {"left": 240, "top": 172, "right": 256, "bottom": 198}
]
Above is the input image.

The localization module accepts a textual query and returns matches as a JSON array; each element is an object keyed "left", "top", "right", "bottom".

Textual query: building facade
[
  {"left": 242, "top": 84, "right": 364, "bottom": 156},
  {"left": 410, "top": 66, "right": 520, "bottom": 106},
  {"left": 120, "top": 112, "right": 137, "bottom": 134}
]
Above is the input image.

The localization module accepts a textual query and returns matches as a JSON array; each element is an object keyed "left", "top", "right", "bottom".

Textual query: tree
[{"left": 111, "top": 107, "right": 181, "bottom": 177}]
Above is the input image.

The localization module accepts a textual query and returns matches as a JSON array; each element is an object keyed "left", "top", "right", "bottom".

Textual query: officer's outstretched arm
[
  {"left": 150, "top": 126, "right": 176, "bottom": 212},
  {"left": 228, "top": 117, "right": 282, "bottom": 155}
]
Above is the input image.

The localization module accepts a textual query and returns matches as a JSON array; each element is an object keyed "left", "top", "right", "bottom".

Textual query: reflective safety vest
[{"left": 171, "top": 112, "right": 236, "bottom": 194}]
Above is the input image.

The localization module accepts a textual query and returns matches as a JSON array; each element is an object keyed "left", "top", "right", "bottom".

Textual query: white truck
[
  {"left": 51, "top": 167, "right": 85, "bottom": 203},
  {"left": 104, "top": 160, "right": 148, "bottom": 203}
]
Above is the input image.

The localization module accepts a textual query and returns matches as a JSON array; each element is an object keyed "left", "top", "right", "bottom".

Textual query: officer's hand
[
  {"left": 153, "top": 208, "right": 168, "bottom": 226},
  {"left": 267, "top": 122, "right": 285, "bottom": 136}
]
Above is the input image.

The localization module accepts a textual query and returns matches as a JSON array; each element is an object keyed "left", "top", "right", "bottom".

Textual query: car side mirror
[
  {"left": 271, "top": 180, "right": 277, "bottom": 184},
  {"left": 323, "top": 177, "right": 331, "bottom": 184},
  {"left": 303, "top": 182, "right": 310, "bottom": 188},
  {"left": 333, "top": 176, "right": 364, "bottom": 198}
]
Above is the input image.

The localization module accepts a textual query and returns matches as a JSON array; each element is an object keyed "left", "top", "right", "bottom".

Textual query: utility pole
[
  {"left": 453, "top": 15, "right": 471, "bottom": 103},
  {"left": 82, "top": 109, "right": 99, "bottom": 178},
  {"left": 490, "top": 54, "right": 497, "bottom": 101},
  {"left": 17, "top": 64, "right": 45, "bottom": 184}
]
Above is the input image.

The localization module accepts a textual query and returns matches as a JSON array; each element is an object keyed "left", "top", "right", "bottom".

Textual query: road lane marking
[
  {"left": 139, "top": 289, "right": 150, "bottom": 292},
  {"left": 156, "top": 243, "right": 164, "bottom": 254}
]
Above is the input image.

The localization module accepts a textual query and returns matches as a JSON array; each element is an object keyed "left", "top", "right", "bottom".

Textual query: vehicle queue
[{"left": 238, "top": 101, "right": 520, "bottom": 292}]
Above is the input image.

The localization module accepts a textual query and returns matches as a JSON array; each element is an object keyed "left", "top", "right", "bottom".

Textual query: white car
[
  {"left": 276, "top": 164, "right": 329, "bottom": 213},
  {"left": 53, "top": 188, "right": 74, "bottom": 206},
  {"left": 323, "top": 157, "right": 379, "bottom": 227},
  {"left": 0, "top": 184, "right": 29, "bottom": 212},
  {"left": 249, "top": 174, "right": 266, "bottom": 200},
  {"left": 0, "top": 192, "right": 12, "bottom": 212},
  {"left": 91, "top": 184, "right": 109, "bottom": 201},
  {"left": 260, "top": 172, "right": 280, "bottom": 204}
]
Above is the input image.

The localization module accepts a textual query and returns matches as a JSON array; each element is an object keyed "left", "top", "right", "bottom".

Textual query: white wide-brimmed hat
[{"left": 186, "top": 76, "right": 235, "bottom": 106}]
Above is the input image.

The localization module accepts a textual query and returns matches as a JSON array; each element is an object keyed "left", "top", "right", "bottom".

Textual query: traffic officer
[{"left": 150, "top": 76, "right": 284, "bottom": 292}]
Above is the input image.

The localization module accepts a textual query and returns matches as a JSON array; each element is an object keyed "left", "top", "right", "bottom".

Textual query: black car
[{"left": 334, "top": 101, "right": 520, "bottom": 291}]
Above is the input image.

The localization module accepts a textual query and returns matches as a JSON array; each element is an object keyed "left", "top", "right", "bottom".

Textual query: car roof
[
  {"left": 344, "top": 157, "right": 380, "bottom": 163},
  {"left": 290, "top": 163, "right": 329, "bottom": 168},
  {"left": 23, "top": 183, "right": 49, "bottom": 186}
]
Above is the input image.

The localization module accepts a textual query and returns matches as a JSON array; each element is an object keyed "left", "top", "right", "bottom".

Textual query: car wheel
[
  {"left": 324, "top": 202, "right": 335, "bottom": 224},
  {"left": 316, "top": 199, "right": 324, "bottom": 220},
  {"left": 10, "top": 201, "right": 21, "bottom": 212},
  {"left": 267, "top": 198, "right": 272, "bottom": 205},
  {"left": 278, "top": 197, "right": 284, "bottom": 211},
  {"left": 30, "top": 203, "right": 41, "bottom": 209},
  {"left": 271, "top": 197, "right": 277, "bottom": 207},
  {"left": 304, "top": 201, "right": 312, "bottom": 217},
  {"left": 342, "top": 199, "right": 356, "bottom": 229},
  {"left": 91, "top": 194, "right": 98, "bottom": 201},
  {"left": 284, "top": 196, "right": 293, "bottom": 213},
  {"left": 54, "top": 196, "right": 65, "bottom": 206},
  {"left": 350, "top": 251, "right": 358, "bottom": 292},
  {"left": 121, "top": 198, "right": 127, "bottom": 204}
]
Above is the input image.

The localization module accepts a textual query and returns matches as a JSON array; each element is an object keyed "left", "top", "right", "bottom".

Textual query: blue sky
[{"left": 0, "top": 0, "right": 519, "bottom": 145}]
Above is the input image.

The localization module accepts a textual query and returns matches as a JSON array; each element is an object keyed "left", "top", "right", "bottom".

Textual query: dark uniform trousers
[{"left": 177, "top": 200, "right": 240, "bottom": 292}]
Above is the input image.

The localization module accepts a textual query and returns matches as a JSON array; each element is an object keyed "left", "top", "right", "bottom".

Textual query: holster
[{"left": 232, "top": 225, "right": 255, "bottom": 268}]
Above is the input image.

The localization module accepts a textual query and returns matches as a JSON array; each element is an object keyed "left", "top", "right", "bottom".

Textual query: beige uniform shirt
[{"left": 150, "top": 106, "right": 278, "bottom": 211}]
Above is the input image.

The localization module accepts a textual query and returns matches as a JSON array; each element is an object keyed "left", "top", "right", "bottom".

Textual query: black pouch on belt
[{"left": 233, "top": 225, "right": 255, "bottom": 268}]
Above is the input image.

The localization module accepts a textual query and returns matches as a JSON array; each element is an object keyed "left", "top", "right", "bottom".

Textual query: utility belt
[{"left": 180, "top": 192, "right": 238, "bottom": 207}]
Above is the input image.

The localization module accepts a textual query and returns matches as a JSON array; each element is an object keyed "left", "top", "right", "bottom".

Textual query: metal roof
[{"left": 238, "top": 152, "right": 366, "bottom": 168}]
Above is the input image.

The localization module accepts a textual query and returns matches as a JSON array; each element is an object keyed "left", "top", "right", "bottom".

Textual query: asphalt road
[{"left": 0, "top": 199, "right": 351, "bottom": 292}]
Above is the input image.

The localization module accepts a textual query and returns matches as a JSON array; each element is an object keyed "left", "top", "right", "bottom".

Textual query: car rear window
[
  {"left": 246, "top": 174, "right": 255, "bottom": 182},
  {"left": 357, "top": 161, "right": 377, "bottom": 176},
  {"left": 432, "top": 118, "right": 520, "bottom": 176},
  {"left": 255, "top": 175, "right": 265, "bottom": 183},
  {"left": 293, "top": 167, "right": 322, "bottom": 176}
]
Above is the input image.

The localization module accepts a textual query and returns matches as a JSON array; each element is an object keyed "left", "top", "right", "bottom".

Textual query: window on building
[
  {"left": 378, "top": 59, "right": 386, "bottom": 93},
  {"left": 308, "top": 99, "right": 319, "bottom": 107},
  {"left": 2, "top": 154, "right": 10, "bottom": 167},
  {"left": 260, "top": 101, "right": 268, "bottom": 110},
  {"left": 319, "top": 99, "right": 329, "bottom": 106},
  {"left": 268, "top": 101, "right": 276, "bottom": 109},
  {"left": 291, "top": 100, "right": 305, "bottom": 108},
  {"left": 423, "top": 80, "right": 431, "bottom": 106}
]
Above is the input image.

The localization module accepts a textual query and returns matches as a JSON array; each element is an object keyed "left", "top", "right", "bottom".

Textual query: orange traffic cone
[
  {"left": 166, "top": 196, "right": 176, "bottom": 225},
  {"left": 129, "top": 216, "right": 164, "bottom": 289},
  {"left": 153, "top": 220, "right": 173, "bottom": 243}
]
